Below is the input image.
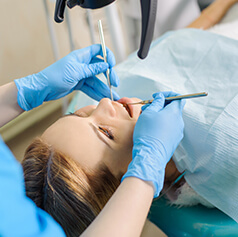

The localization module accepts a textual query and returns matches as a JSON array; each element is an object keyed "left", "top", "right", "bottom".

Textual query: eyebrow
[
  {"left": 61, "top": 112, "right": 82, "bottom": 118},
  {"left": 62, "top": 113, "right": 112, "bottom": 149}
]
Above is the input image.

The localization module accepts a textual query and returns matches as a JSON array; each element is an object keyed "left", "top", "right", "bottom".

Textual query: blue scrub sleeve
[{"left": 0, "top": 136, "right": 66, "bottom": 237}]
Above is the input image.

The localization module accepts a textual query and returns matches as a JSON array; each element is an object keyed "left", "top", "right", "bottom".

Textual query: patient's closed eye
[{"left": 98, "top": 126, "right": 114, "bottom": 140}]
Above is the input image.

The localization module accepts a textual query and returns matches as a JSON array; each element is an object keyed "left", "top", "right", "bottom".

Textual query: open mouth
[
  {"left": 123, "top": 104, "right": 131, "bottom": 117},
  {"left": 117, "top": 98, "right": 134, "bottom": 118}
]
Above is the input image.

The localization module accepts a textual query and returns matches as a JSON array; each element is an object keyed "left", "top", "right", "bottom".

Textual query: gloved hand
[
  {"left": 122, "top": 92, "right": 186, "bottom": 197},
  {"left": 14, "top": 44, "right": 120, "bottom": 111}
]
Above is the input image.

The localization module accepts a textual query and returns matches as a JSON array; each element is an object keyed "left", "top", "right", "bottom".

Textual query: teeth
[
  {"left": 123, "top": 105, "right": 128, "bottom": 111},
  {"left": 117, "top": 102, "right": 131, "bottom": 116},
  {"left": 119, "top": 103, "right": 126, "bottom": 109}
]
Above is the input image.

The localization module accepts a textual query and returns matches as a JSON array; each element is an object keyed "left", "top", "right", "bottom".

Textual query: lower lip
[{"left": 117, "top": 97, "right": 133, "bottom": 117}]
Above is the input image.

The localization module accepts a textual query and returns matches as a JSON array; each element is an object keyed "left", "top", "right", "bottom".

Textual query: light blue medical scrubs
[{"left": 0, "top": 136, "right": 66, "bottom": 237}]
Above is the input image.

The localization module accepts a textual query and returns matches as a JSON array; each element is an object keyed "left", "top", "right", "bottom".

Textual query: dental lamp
[{"left": 54, "top": 0, "right": 157, "bottom": 59}]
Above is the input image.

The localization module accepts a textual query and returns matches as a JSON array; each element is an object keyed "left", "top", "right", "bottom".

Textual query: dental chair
[{"left": 148, "top": 197, "right": 238, "bottom": 237}]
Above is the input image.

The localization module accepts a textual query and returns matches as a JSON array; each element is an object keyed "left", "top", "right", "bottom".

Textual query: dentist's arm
[
  {"left": 81, "top": 177, "right": 154, "bottom": 237},
  {"left": 0, "top": 82, "right": 24, "bottom": 127},
  {"left": 187, "top": 0, "right": 238, "bottom": 29},
  {"left": 0, "top": 45, "right": 119, "bottom": 128}
]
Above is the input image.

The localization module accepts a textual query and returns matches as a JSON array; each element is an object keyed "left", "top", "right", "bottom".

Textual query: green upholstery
[{"left": 148, "top": 198, "right": 238, "bottom": 237}]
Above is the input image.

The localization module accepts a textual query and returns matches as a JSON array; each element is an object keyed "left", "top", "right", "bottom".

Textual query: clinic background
[{"left": 0, "top": 0, "right": 213, "bottom": 161}]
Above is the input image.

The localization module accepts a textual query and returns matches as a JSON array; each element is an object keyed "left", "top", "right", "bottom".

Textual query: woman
[{"left": 22, "top": 93, "right": 184, "bottom": 236}]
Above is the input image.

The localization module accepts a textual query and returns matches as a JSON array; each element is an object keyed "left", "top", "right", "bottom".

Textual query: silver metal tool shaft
[
  {"left": 98, "top": 20, "right": 113, "bottom": 101},
  {"left": 126, "top": 92, "right": 208, "bottom": 105}
]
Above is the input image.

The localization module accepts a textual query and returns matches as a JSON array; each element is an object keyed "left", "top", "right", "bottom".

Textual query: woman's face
[{"left": 42, "top": 98, "right": 143, "bottom": 177}]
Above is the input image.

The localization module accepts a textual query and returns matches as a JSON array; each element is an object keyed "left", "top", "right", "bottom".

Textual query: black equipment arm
[
  {"left": 54, "top": 0, "right": 158, "bottom": 59},
  {"left": 138, "top": 0, "right": 157, "bottom": 59}
]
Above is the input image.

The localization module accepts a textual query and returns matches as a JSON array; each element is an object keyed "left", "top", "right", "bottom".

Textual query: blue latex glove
[
  {"left": 122, "top": 92, "right": 186, "bottom": 197},
  {"left": 0, "top": 136, "right": 66, "bottom": 236},
  {"left": 14, "top": 44, "right": 120, "bottom": 111}
]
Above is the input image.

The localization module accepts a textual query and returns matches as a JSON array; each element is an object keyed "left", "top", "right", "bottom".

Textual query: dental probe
[
  {"left": 126, "top": 92, "right": 208, "bottom": 105},
  {"left": 98, "top": 20, "right": 113, "bottom": 101}
]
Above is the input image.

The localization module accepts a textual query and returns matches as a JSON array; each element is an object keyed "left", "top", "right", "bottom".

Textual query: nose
[{"left": 96, "top": 98, "right": 116, "bottom": 117}]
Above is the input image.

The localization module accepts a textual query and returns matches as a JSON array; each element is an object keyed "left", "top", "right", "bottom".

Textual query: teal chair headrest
[{"left": 148, "top": 198, "right": 238, "bottom": 237}]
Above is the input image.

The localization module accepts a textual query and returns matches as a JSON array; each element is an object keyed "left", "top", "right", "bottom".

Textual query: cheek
[
  {"left": 110, "top": 121, "right": 135, "bottom": 175},
  {"left": 117, "top": 122, "right": 135, "bottom": 151}
]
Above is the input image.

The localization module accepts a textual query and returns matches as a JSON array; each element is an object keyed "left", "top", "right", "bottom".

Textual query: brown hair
[{"left": 22, "top": 138, "right": 121, "bottom": 237}]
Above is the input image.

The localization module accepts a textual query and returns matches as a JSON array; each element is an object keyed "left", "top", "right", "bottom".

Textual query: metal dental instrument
[
  {"left": 126, "top": 92, "right": 208, "bottom": 105},
  {"left": 98, "top": 20, "right": 113, "bottom": 101}
]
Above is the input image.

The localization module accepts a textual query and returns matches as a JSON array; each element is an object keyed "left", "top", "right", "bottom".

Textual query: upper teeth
[{"left": 119, "top": 103, "right": 127, "bottom": 109}]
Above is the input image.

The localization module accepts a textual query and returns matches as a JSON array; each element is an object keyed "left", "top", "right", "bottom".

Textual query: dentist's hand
[
  {"left": 122, "top": 92, "right": 185, "bottom": 197},
  {"left": 14, "top": 44, "right": 120, "bottom": 111}
]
